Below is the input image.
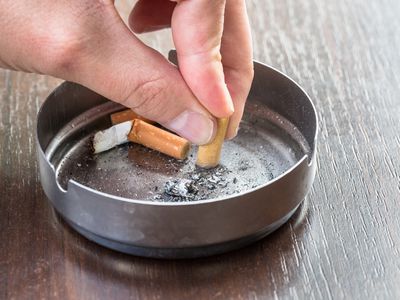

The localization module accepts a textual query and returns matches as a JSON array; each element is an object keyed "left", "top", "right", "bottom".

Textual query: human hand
[{"left": 0, "top": 0, "right": 253, "bottom": 144}]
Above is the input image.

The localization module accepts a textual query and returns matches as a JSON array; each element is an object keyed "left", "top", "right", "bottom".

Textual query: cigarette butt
[
  {"left": 128, "top": 120, "right": 191, "bottom": 160},
  {"left": 196, "top": 118, "right": 229, "bottom": 168},
  {"left": 110, "top": 109, "right": 154, "bottom": 125},
  {"left": 93, "top": 120, "right": 133, "bottom": 154}
]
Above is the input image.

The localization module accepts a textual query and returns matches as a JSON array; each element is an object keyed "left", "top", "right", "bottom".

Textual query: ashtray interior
[{"left": 49, "top": 99, "right": 310, "bottom": 202}]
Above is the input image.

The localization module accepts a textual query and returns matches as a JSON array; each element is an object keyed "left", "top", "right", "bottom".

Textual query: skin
[{"left": 0, "top": 0, "right": 253, "bottom": 144}]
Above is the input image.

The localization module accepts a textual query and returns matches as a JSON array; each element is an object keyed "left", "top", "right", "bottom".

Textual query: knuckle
[
  {"left": 239, "top": 59, "right": 255, "bottom": 79},
  {"left": 35, "top": 26, "right": 87, "bottom": 78},
  {"left": 46, "top": 37, "right": 83, "bottom": 77},
  {"left": 36, "top": 2, "right": 113, "bottom": 77},
  {"left": 226, "top": 62, "right": 254, "bottom": 84}
]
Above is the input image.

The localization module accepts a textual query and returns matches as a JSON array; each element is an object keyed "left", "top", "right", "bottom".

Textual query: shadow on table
[{"left": 49, "top": 199, "right": 313, "bottom": 296}]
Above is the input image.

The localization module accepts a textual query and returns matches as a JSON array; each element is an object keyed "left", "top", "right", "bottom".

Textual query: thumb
[{"left": 60, "top": 6, "right": 216, "bottom": 145}]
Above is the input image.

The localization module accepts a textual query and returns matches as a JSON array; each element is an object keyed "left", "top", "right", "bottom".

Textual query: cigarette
[
  {"left": 93, "top": 119, "right": 191, "bottom": 160},
  {"left": 128, "top": 120, "right": 191, "bottom": 160},
  {"left": 110, "top": 109, "right": 154, "bottom": 125},
  {"left": 196, "top": 117, "right": 229, "bottom": 168},
  {"left": 93, "top": 120, "right": 133, "bottom": 154}
]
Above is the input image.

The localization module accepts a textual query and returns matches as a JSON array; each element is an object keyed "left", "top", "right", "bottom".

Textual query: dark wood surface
[{"left": 1, "top": 0, "right": 400, "bottom": 299}]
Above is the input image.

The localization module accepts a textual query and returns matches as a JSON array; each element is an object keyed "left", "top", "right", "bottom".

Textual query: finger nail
[
  {"left": 226, "top": 124, "right": 239, "bottom": 140},
  {"left": 227, "top": 99, "right": 235, "bottom": 115},
  {"left": 166, "top": 111, "right": 216, "bottom": 145}
]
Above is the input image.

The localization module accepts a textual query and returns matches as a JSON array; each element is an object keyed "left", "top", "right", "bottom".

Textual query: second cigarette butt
[
  {"left": 111, "top": 109, "right": 154, "bottom": 125},
  {"left": 128, "top": 119, "right": 191, "bottom": 160}
]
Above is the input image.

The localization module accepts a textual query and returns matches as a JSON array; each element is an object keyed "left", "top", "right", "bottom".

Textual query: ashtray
[{"left": 36, "top": 51, "right": 317, "bottom": 258}]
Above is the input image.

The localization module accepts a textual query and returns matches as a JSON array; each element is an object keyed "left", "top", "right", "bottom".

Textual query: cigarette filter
[
  {"left": 111, "top": 109, "right": 154, "bottom": 125},
  {"left": 196, "top": 118, "right": 229, "bottom": 168},
  {"left": 128, "top": 119, "right": 191, "bottom": 160}
]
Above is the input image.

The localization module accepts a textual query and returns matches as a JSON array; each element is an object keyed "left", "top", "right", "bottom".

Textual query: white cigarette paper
[{"left": 93, "top": 120, "right": 133, "bottom": 154}]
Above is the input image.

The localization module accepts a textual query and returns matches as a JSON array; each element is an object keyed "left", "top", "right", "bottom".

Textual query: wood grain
[{"left": 1, "top": 0, "right": 400, "bottom": 299}]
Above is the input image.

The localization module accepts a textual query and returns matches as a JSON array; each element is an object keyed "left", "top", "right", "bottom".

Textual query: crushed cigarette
[
  {"left": 93, "top": 120, "right": 133, "bottom": 154},
  {"left": 93, "top": 119, "right": 191, "bottom": 160},
  {"left": 110, "top": 109, "right": 154, "bottom": 125},
  {"left": 128, "top": 119, "right": 191, "bottom": 160},
  {"left": 196, "top": 117, "right": 229, "bottom": 168}
]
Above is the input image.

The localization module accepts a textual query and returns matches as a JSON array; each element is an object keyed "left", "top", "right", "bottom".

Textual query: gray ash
[
  {"left": 164, "top": 179, "right": 198, "bottom": 200},
  {"left": 155, "top": 165, "right": 233, "bottom": 202},
  {"left": 238, "top": 159, "right": 251, "bottom": 171}
]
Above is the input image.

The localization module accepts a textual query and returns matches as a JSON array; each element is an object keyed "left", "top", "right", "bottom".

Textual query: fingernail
[
  {"left": 166, "top": 111, "right": 216, "bottom": 145},
  {"left": 226, "top": 125, "right": 239, "bottom": 140},
  {"left": 224, "top": 85, "right": 235, "bottom": 114},
  {"left": 227, "top": 99, "right": 235, "bottom": 115}
]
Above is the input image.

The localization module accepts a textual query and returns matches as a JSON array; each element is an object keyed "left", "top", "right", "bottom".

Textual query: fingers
[
  {"left": 129, "top": 0, "right": 175, "bottom": 33},
  {"left": 1, "top": 0, "right": 251, "bottom": 145},
  {"left": 129, "top": 0, "right": 252, "bottom": 139},
  {"left": 221, "top": 0, "right": 254, "bottom": 139},
  {"left": 171, "top": 0, "right": 234, "bottom": 118},
  {"left": 60, "top": 5, "right": 216, "bottom": 145}
]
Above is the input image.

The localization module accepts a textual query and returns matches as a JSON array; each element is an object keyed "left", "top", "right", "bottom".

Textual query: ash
[
  {"left": 154, "top": 165, "right": 231, "bottom": 202},
  {"left": 164, "top": 179, "right": 198, "bottom": 200}
]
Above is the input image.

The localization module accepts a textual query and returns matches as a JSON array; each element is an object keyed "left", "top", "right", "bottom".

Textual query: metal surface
[
  {"left": 67, "top": 207, "right": 296, "bottom": 259},
  {"left": 36, "top": 55, "right": 317, "bottom": 258}
]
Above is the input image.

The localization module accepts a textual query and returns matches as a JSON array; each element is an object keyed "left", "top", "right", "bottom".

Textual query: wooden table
[{"left": 1, "top": 1, "right": 400, "bottom": 299}]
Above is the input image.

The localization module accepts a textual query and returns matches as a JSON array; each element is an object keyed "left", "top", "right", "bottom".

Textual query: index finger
[
  {"left": 171, "top": 0, "right": 234, "bottom": 118},
  {"left": 221, "top": 0, "right": 254, "bottom": 139}
]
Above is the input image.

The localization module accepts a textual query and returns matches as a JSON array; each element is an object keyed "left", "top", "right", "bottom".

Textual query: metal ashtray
[{"left": 36, "top": 52, "right": 317, "bottom": 258}]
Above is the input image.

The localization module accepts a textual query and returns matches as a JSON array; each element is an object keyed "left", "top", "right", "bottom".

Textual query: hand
[{"left": 0, "top": 0, "right": 253, "bottom": 144}]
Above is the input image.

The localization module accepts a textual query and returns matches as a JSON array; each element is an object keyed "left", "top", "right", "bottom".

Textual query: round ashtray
[{"left": 37, "top": 54, "right": 317, "bottom": 258}]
